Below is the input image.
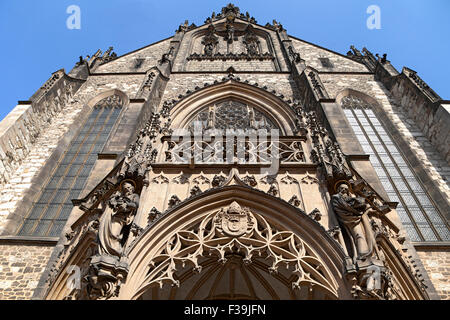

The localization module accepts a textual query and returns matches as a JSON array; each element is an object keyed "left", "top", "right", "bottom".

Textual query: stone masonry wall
[
  {"left": 173, "top": 25, "right": 289, "bottom": 72},
  {"left": 0, "top": 244, "right": 54, "bottom": 300},
  {"left": 290, "top": 38, "right": 369, "bottom": 73},
  {"left": 94, "top": 39, "right": 172, "bottom": 73},
  {"left": 160, "top": 73, "right": 299, "bottom": 110},
  {"left": 0, "top": 73, "right": 82, "bottom": 190},
  {"left": 390, "top": 73, "right": 450, "bottom": 163},
  {"left": 320, "top": 73, "right": 450, "bottom": 298},
  {"left": 185, "top": 59, "right": 276, "bottom": 72},
  {"left": 0, "top": 105, "right": 37, "bottom": 186},
  {"left": 416, "top": 248, "right": 450, "bottom": 300},
  {"left": 0, "top": 102, "right": 84, "bottom": 234},
  {"left": 0, "top": 74, "right": 146, "bottom": 300}
]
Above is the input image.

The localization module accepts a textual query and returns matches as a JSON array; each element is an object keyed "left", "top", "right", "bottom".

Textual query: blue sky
[{"left": 1, "top": 0, "right": 449, "bottom": 121}]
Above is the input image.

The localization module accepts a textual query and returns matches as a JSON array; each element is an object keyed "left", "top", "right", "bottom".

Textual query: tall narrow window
[
  {"left": 17, "top": 95, "right": 123, "bottom": 237},
  {"left": 341, "top": 95, "right": 449, "bottom": 242}
]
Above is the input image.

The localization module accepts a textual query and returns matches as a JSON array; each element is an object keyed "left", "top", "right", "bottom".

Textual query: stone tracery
[{"left": 136, "top": 202, "right": 339, "bottom": 299}]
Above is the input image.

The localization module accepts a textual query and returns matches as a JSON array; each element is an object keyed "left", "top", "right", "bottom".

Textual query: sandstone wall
[
  {"left": 416, "top": 248, "right": 450, "bottom": 300},
  {"left": 290, "top": 37, "right": 368, "bottom": 72},
  {"left": 159, "top": 73, "right": 298, "bottom": 109},
  {"left": 0, "top": 244, "right": 53, "bottom": 300},
  {"left": 94, "top": 39, "right": 172, "bottom": 73},
  {"left": 0, "top": 73, "right": 146, "bottom": 299},
  {"left": 172, "top": 25, "right": 289, "bottom": 72},
  {"left": 0, "top": 74, "right": 145, "bottom": 235},
  {"left": 390, "top": 72, "right": 450, "bottom": 163}
]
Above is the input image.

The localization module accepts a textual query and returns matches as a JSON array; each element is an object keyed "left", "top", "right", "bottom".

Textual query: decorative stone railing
[
  {"left": 160, "top": 135, "right": 307, "bottom": 165},
  {"left": 187, "top": 52, "right": 274, "bottom": 61}
]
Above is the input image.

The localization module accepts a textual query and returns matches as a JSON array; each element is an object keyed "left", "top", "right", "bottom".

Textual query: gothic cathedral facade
[{"left": 0, "top": 4, "right": 448, "bottom": 300}]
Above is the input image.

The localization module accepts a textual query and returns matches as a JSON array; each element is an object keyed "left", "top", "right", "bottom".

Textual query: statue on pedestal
[
  {"left": 331, "top": 181, "right": 372, "bottom": 261},
  {"left": 98, "top": 181, "right": 140, "bottom": 257}
]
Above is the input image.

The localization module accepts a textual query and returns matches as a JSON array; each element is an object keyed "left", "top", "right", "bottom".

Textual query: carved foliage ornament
[
  {"left": 120, "top": 112, "right": 161, "bottom": 178},
  {"left": 140, "top": 202, "right": 338, "bottom": 297}
]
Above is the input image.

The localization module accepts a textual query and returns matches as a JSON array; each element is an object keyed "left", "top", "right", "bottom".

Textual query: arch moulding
[
  {"left": 119, "top": 185, "right": 353, "bottom": 300},
  {"left": 166, "top": 80, "right": 297, "bottom": 135}
]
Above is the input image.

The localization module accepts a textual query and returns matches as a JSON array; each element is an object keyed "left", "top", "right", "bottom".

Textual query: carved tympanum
[{"left": 140, "top": 202, "right": 338, "bottom": 298}]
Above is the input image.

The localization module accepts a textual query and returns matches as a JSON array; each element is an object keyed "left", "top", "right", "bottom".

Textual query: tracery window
[
  {"left": 341, "top": 95, "right": 449, "bottom": 242},
  {"left": 188, "top": 100, "right": 278, "bottom": 133},
  {"left": 16, "top": 95, "right": 123, "bottom": 237}
]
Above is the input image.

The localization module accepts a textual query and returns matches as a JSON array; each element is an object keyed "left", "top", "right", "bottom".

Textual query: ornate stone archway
[
  {"left": 115, "top": 186, "right": 352, "bottom": 300},
  {"left": 127, "top": 203, "right": 339, "bottom": 300}
]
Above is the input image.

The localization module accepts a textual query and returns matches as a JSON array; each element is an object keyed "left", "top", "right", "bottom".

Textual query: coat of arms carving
[{"left": 213, "top": 201, "right": 255, "bottom": 237}]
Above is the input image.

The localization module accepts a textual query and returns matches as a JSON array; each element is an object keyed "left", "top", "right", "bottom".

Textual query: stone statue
[
  {"left": 207, "top": 106, "right": 215, "bottom": 128},
  {"left": 202, "top": 24, "right": 218, "bottom": 56},
  {"left": 225, "top": 24, "right": 235, "bottom": 43},
  {"left": 248, "top": 108, "right": 256, "bottom": 129},
  {"left": 204, "top": 42, "right": 214, "bottom": 56},
  {"left": 246, "top": 40, "right": 259, "bottom": 56},
  {"left": 331, "top": 182, "right": 372, "bottom": 261},
  {"left": 98, "top": 181, "right": 140, "bottom": 257}
]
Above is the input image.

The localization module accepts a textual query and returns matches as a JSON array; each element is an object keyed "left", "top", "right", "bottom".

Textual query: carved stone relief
[
  {"left": 139, "top": 202, "right": 339, "bottom": 298},
  {"left": 98, "top": 181, "right": 140, "bottom": 258}
]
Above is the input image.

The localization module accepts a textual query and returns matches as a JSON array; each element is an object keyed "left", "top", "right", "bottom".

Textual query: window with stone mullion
[
  {"left": 343, "top": 108, "right": 425, "bottom": 242},
  {"left": 341, "top": 97, "right": 449, "bottom": 242},
  {"left": 17, "top": 103, "right": 121, "bottom": 238}
]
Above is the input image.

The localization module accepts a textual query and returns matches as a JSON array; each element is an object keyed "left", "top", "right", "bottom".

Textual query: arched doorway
[{"left": 118, "top": 187, "right": 352, "bottom": 300}]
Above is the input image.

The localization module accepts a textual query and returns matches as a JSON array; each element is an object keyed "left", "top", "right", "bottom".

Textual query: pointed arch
[
  {"left": 336, "top": 88, "right": 383, "bottom": 110},
  {"left": 166, "top": 79, "right": 297, "bottom": 135},
  {"left": 85, "top": 88, "right": 130, "bottom": 109},
  {"left": 118, "top": 185, "right": 353, "bottom": 300},
  {"left": 336, "top": 87, "right": 450, "bottom": 243}
]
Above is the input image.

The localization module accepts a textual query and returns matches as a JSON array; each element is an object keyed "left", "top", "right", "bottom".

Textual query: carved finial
[{"left": 228, "top": 201, "right": 242, "bottom": 214}]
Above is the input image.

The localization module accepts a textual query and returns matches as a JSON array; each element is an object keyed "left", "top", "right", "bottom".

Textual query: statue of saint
[
  {"left": 331, "top": 182, "right": 372, "bottom": 261},
  {"left": 225, "top": 24, "right": 235, "bottom": 43},
  {"left": 98, "top": 181, "right": 140, "bottom": 257},
  {"left": 204, "top": 42, "right": 215, "bottom": 56},
  {"left": 246, "top": 41, "right": 259, "bottom": 55}
]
